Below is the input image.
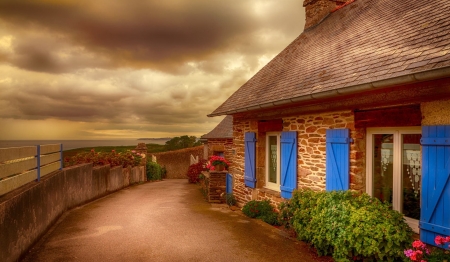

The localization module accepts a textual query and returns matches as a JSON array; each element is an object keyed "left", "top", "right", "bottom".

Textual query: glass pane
[
  {"left": 372, "top": 134, "right": 393, "bottom": 204},
  {"left": 268, "top": 136, "right": 277, "bottom": 183},
  {"left": 402, "top": 134, "right": 421, "bottom": 219}
]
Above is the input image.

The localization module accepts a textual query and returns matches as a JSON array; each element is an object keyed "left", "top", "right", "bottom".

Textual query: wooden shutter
[
  {"left": 244, "top": 132, "right": 257, "bottom": 188},
  {"left": 226, "top": 173, "right": 233, "bottom": 194},
  {"left": 280, "top": 131, "right": 297, "bottom": 199},
  {"left": 326, "top": 129, "right": 351, "bottom": 191},
  {"left": 420, "top": 125, "right": 450, "bottom": 245}
]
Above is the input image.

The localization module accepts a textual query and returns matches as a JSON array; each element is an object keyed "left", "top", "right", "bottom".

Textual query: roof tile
[
  {"left": 202, "top": 116, "right": 233, "bottom": 139},
  {"left": 210, "top": 0, "right": 450, "bottom": 116}
]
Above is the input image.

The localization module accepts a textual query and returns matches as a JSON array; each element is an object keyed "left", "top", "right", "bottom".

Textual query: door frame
[{"left": 365, "top": 127, "right": 421, "bottom": 233}]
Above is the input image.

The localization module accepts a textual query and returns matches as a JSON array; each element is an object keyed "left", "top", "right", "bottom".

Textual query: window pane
[
  {"left": 372, "top": 134, "right": 393, "bottom": 204},
  {"left": 402, "top": 134, "right": 421, "bottom": 220},
  {"left": 268, "top": 136, "right": 277, "bottom": 183}
]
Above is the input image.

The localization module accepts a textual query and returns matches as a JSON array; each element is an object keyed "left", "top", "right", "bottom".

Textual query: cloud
[
  {"left": 0, "top": 0, "right": 305, "bottom": 139},
  {"left": 0, "top": 0, "right": 303, "bottom": 73}
]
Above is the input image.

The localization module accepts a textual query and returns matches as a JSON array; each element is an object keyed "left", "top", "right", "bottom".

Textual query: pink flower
[
  {"left": 412, "top": 240, "right": 426, "bottom": 249},
  {"left": 404, "top": 249, "right": 414, "bottom": 257},
  {"left": 435, "top": 235, "right": 445, "bottom": 246}
]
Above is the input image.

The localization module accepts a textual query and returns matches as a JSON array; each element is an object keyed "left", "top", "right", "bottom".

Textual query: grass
[{"left": 63, "top": 143, "right": 166, "bottom": 159}]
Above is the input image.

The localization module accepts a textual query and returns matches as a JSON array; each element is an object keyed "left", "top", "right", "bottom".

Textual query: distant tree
[{"left": 164, "top": 135, "right": 202, "bottom": 151}]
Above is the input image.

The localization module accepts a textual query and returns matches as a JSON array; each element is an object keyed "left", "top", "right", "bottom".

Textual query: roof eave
[{"left": 207, "top": 66, "right": 450, "bottom": 117}]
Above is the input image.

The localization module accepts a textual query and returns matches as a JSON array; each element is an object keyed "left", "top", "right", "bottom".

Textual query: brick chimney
[{"left": 303, "top": 0, "right": 347, "bottom": 30}]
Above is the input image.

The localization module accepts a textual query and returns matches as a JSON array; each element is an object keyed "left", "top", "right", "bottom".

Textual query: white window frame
[
  {"left": 266, "top": 132, "right": 281, "bottom": 191},
  {"left": 366, "top": 127, "right": 421, "bottom": 233}
]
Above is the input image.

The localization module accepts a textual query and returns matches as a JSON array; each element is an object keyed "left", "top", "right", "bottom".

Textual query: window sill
[{"left": 259, "top": 187, "right": 281, "bottom": 197}]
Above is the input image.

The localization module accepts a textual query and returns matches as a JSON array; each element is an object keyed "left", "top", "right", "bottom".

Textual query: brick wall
[{"left": 152, "top": 146, "right": 204, "bottom": 179}]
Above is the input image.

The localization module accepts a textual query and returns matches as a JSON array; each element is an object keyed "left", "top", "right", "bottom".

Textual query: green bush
[
  {"left": 146, "top": 161, "right": 162, "bottom": 181},
  {"left": 278, "top": 190, "right": 315, "bottom": 230},
  {"left": 224, "top": 193, "right": 237, "bottom": 206},
  {"left": 261, "top": 212, "right": 280, "bottom": 226},
  {"left": 242, "top": 200, "right": 280, "bottom": 225},
  {"left": 289, "top": 189, "right": 413, "bottom": 262}
]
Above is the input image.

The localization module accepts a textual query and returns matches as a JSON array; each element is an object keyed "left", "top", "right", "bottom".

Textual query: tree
[{"left": 164, "top": 135, "right": 201, "bottom": 151}]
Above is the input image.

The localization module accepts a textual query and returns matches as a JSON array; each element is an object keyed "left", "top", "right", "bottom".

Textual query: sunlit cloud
[{"left": 0, "top": 0, "right": 305, "bottom": 140}]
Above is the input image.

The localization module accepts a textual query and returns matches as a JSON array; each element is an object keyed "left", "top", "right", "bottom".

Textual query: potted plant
[{"left": 206, "top": 155, "right": 229, "bottom": 171}]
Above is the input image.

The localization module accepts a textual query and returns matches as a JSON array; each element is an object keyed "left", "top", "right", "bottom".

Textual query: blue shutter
[
  {"left": 226, "top": 173, "right": 233, "bottom": 194},
  {"left": 326, "top": 129, "right": 350, "bottom": 191},
  {"left": 244, "top": 132, "right": 257, "bottom": 188},
  {"left": 280, "top": 131, "right": 297, "bottom": 199},
  {"left": 420, "top": 125, "right": 450, "bottom": 246}
]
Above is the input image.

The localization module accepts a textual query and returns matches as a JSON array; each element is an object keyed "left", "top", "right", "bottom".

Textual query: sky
[{"left": 0, "top": 0, "right": 305, "bottom": 140}]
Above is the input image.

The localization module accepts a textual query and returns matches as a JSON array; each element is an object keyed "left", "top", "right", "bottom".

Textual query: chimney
[{"left": 303, "top": 0, "right": 347, "bottom": 30}]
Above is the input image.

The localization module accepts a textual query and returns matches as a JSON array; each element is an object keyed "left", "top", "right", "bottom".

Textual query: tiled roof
[
  {"left": 201, "top": 115, "right": 233, "bottom": 139},
  {"left": 210, "top": 0, "right": 450, "bottom": 116}
]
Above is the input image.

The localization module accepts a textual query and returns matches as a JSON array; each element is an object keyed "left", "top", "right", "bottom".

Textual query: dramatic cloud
[{"left": 0, "top": 0, "right": 305, "bottom": 140}]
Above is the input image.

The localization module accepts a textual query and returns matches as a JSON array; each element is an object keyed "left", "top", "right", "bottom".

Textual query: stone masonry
[{"left": 230, "top": 110, "right": 365, "bottom": 207}]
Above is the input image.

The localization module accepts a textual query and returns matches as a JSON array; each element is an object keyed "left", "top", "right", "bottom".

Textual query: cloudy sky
[{"left": 0, "top": 0, "right": 305, "bottom": 140}]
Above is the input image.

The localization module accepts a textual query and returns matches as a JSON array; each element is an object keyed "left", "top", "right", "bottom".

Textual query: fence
[{"left": 0, "top": 144, "right": 63, "bottom": 196}]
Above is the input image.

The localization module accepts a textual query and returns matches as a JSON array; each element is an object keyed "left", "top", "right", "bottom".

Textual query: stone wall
[
  {"left": 229, "top": 100, "right": 450, "bottom": 208},
  {"left": 206, "top": 138, "right": 233, "bottom": 163},
  {"left": 152, "top": 146, "right": 204, "bottom": 179},
  {"left": 421, "top": 99, "right": 450, "bottom": 125},
  {"left": 199, "top": 171, "right": 227, "bottom": 203},
  {"left": 304, "top": 0, "right": 340, "bottom": 30},
  {"left": 0, "top": 163, "right": 146, "bottom": 262},
  {"left": 230, "top": 110, "right": 364, "bottom": 207}
]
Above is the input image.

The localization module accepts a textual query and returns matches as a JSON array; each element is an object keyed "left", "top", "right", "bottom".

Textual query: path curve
[{"left": 22, "top": 179, "right": 331, "bottom": 262}]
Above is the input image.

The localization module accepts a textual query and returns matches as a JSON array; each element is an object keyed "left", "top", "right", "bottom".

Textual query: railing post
[
  {"left": 60, "top": 144, "right": 63, "bottom": 170},
  {"left": 36, "top": 145, "right": 41, "bottom": 182}
]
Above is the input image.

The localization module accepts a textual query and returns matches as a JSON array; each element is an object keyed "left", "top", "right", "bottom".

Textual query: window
[
  {"left": 366, "top": 127, "right": 421, "bottom": 233},
  {"left": 213, "top": 151, "right": 224, "bottom": 157},
  {"left": 266, "top": 132, "right": 281, "bottom": 191}
]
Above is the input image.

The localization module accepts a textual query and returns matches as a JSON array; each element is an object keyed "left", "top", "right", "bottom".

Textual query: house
[
  {"left": 201, "top": 115, "right": 234, "bottom": 162},
  {"left": 208, "top": 0, "right": 450, "bottom": 246}
]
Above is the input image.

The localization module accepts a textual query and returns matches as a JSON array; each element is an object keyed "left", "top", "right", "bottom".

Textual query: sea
[{"left": 0, "top": 139, "right": 170, "bottom": 151}]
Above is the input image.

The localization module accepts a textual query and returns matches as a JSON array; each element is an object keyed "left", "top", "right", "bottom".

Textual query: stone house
[
  {"left": 201, "top": 115, "right": 234, "bottom": 164},
  {"left": 208, "top": 0, "right": 450, "bottom": 246}
]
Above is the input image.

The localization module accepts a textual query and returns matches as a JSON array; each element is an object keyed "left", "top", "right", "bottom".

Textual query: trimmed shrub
[
  {"left": 289, "top": 189, "right": 413, "bottom": 262},
  {"left": 242, "top": 200, "right": 280, "bottom": 225},
  {"left": 261, "top": 212, "right": 280, "bottom": 226},
  {"left": 146, "top": 161, "right": 162, "bottom": 181},
  {"left": 186, "top": 160, "right": 207, "bottom": 183}
]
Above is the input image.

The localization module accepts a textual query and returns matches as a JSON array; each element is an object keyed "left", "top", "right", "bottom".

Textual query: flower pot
[{"left": 214, "top": 164, "right": 225, "bottom": 171}]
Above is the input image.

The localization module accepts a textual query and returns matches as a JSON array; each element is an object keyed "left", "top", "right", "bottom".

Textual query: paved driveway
[{"left": 22, "top": 179, "right": 331, "bottom": 262}]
